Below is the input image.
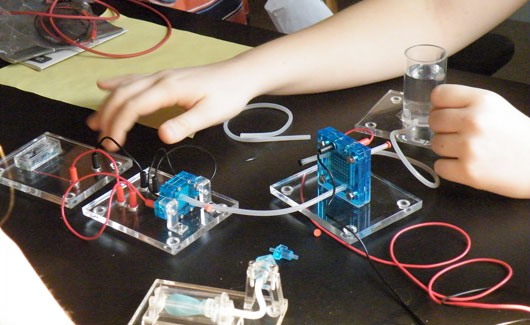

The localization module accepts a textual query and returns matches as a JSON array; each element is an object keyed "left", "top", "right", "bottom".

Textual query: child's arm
[
  {"left": 1, "top": 229, "right": 75, "bottom": 324},
  {"left": 88, "top": 0, "right": 527, "bottom": 149}
]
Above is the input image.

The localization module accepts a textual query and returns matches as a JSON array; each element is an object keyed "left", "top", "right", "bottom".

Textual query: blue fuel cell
[
  {"left": 154, "top": 171, "right": 202, "bottom": 220},
  {"left": 317, "top": 127, "right": 371, "bottom": 207}
]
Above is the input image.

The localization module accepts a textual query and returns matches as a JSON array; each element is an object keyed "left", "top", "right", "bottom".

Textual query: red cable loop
[
  {"left": 344, "top": 127, "right": 375, "bottom": 145},
  {"left": 300, "top": 173, "right": 530, "bottom": 313},
  {"left": 62, "top": 149, "right": 151, "bottom": 240},
  {"left": 10, "top": 0, "right": 172, "bottom": 58}
]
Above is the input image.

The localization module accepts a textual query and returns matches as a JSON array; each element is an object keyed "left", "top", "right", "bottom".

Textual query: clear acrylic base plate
[
  {"left": 0, "top": 132, "right": 132, "bottom": 208},
  {"left": 356, "top": 90, "right": 433, "bottom": 148},
  {"left": 129, "top": 279, "right": 287, "bottom": 325},
  {"left": 82, "top": 169, "right": 238, "bottom": 255},
  {"left": 270, "top": 165, "right": 422, "bottom": 244}
]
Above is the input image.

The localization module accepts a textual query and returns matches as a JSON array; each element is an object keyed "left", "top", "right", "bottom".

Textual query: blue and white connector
[
  {"left": 154, "top": 171, "right": 212, "bottom": 234},
  {"left": 317, "top": 127, "right": 371, "bottom": 207},
  {"left": 269, "top": 244, "right": 299, "bottom": 261}
]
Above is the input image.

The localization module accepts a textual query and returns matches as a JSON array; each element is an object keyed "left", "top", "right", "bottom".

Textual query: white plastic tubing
[
  {"left": 387, "top": 129, "right": 440, "bottom": 188},
  {"left": 231, "top": 279, "right": 267, "bottom": 320},
  {"left": 180, "top": 184, "right": 346, "bottom": 217},
  {"left": 223, "top": 103, "right": 311, "bottom": 142}
]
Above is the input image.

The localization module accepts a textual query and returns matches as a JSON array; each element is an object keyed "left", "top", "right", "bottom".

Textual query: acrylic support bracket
[
  {"left": 82, "top": 169, "right": 238, "bottom": 255},
  {"left": 270, "top": 165, "right": 422, "bottom": 244},
  {"left": 0, "top": 132, "right": 133, "bottom": 208},
  {"left": 129, "top": 280, "right": 253, "bottom": 325},
  {"left": 356, "top": 89, "right": 433, "bottom": 148},
  {"left": 129, "top": 256, "right": 288, "bottom": 325}
]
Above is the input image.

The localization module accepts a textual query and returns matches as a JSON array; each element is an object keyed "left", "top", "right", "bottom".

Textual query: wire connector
[
  {"left": 269, "top": 244, "right": 299, "bottom": 261},
  {"left": 154, "top": 171, "right": 212, "bottom": 234}
]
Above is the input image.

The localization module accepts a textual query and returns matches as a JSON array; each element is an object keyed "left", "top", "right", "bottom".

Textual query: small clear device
[
  {"left": 129, "top": 255, "right": 288, "bottom": 325},
  {"left": 0, "top": 132, "right": 132, "bottom": 208},
  {"left": 82, "top": 169, "right": 238, "bottom": 255},
  {"left": 270, "top": 127, "right": 422, "bottom": 244}
]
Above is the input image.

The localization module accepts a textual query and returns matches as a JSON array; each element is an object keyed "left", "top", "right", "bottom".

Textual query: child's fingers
[
  {"left": 430, "top": 84, "right": 480, "bottom": 110},
  {"left": 430, "top": 133, "right": 465, "bottom": 158},
  {"left": 96, "top": 73, "right": 147, "bottom": 90}
]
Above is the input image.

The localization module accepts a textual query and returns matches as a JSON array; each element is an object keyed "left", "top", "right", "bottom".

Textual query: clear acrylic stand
[
  {"left": 82, "top": 169, "right": 238, "bottom": 255},
  {"left": 356, "top": 90, "right": 433, "bottom": 148},
  {"left": 129, "top": 278, "right": 287, "bottom": 325},
  {"left": 270, "top": 165, "right": 422, "bottom": 244},
  {"left": 0, "top": 132, "right": 132, "bottom": 208}
]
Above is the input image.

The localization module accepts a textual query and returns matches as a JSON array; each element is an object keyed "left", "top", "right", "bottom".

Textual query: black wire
[
  {"left": 314, "top": 152, "right": 424, "bottom": 324},
  {"left": 164, "top": 144, "right": 218, "bottom": 181},
  {"left": 147, "top": 145, "right": 218, "bottom": 197},
  {"left": 148, "top": 148, "right": 172, "bottom": 197},
  {"left": 96, "top": 136, "right": 143, "bottom": 173},
  {"left": 325, "top": 216, "right": 425, "bottom": 324},
  {"left": 440, "top": 287, "right": 491, "bottom": 304},
  {"left": 155, "top": 148, "right": 177, "bottom": 176},
  {"left": 348, "top": 226, "right": 425, "bottom": 325}
]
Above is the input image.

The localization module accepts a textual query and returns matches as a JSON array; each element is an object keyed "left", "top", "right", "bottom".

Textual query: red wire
[
  {"left": 299, "top": 173, "right": 530, "bottom": 313},
  {"left": 33, "top": 170, "right": 71, "bottom": 183},
  {"left": 9, "top": 1, "right": 121, "bottom": 21},
  {"left": 10, "top": 0, "right": 172, "bottom": 58},
  {"left": 61, "top": 149, "right": 152, "bottom": 240},
  {"left": 344, "top": 127, "right": 375, "bottom": 145}
]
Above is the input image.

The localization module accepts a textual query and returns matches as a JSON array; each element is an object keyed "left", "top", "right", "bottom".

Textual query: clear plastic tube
[
  {"left": 180, "top": 184, "right": 346, "bottom": 217},
  {"left": 231, "top": 279, "right": 267, "bottom": 320},
  {"left": 388, "top": 129, "right": 440, "bottom": 188},
  {"left": 223, "top": 103, "right": 311, "bottom": 142}
]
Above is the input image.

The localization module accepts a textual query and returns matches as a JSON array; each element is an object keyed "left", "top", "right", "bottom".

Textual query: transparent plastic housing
[
  {"left": 129, "top": 272, "right": 287, "bottom": 325},
  {"left": 317, "top": 127, "right": 371, "bottom": 207},
  {"left": 270, "top": 165, "right": 422, "bottom": 244},
  {"left": 356, "top": 89, "right": 433, "bottom": 148},
  {"left": 154, "top": 171, "right": 213, "bottom": 235},
  {"left": 0, "top": 132, "right": 132, "bottom": 208},
  {"left": 244, "top": 256, "right": 287, "bottom": 320},
  {"left": 82, "top": 169, "right": 238, "bottom": 255}
]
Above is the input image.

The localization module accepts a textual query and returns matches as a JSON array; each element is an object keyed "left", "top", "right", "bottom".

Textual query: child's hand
[
  {"left": 87, "top": 61, "right": 257, "bottom": 151},
  {"left": 429, "top": 84, "right": 530, "bottom": 198}
]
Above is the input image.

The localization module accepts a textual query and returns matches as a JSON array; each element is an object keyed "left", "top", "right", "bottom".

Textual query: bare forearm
[
  {"left": 1, "top": 230, "right": 74, "bottom": 324},
  {"left": 233, "top": 0, "right": 526, "bottom": 96}
]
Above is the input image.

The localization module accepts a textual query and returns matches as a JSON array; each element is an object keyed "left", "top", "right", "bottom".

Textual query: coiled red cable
[
  {"left": 62, "top": 149, "right": 153, "bottom": 241},
  {"left": 300, "top": 173, "right": 530, "bottom": 314},
  {"left": 10, "top": 0, "right": 172, "bottom": 58}
]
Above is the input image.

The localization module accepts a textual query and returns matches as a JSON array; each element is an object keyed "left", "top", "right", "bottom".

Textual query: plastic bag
[{"left": 264, "top": 0, "right": 333, "bottom": 34}]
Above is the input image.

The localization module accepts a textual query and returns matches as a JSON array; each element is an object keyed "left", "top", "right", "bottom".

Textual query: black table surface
[{"left": 1, "top": 2, "right": 529, "bottom": 324}]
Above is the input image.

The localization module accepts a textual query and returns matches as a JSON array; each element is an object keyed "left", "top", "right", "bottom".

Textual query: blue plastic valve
[{"left": 269, "top": 244, "right": 299, "bottom": 261}]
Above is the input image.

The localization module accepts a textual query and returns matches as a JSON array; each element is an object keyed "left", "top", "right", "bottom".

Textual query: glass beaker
[{"left": 401, "top": 44, "right": 447, "bottom": 144}]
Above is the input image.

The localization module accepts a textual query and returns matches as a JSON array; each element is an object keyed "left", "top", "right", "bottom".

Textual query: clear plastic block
[
  {"left": 0, "top": 132, "right": 132, "bottom": 208},
  {"left": 14, "top": 135, "right": 62, "bottom": 171},
  {"left": 82, "top": 169, "right": 238, "bottom": 255},
  {"left": 270, "top": 165, "right": 422, "bottom": 244},
  {"left": 356, "top": 89, "right": 433, "bottom": 148}
]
